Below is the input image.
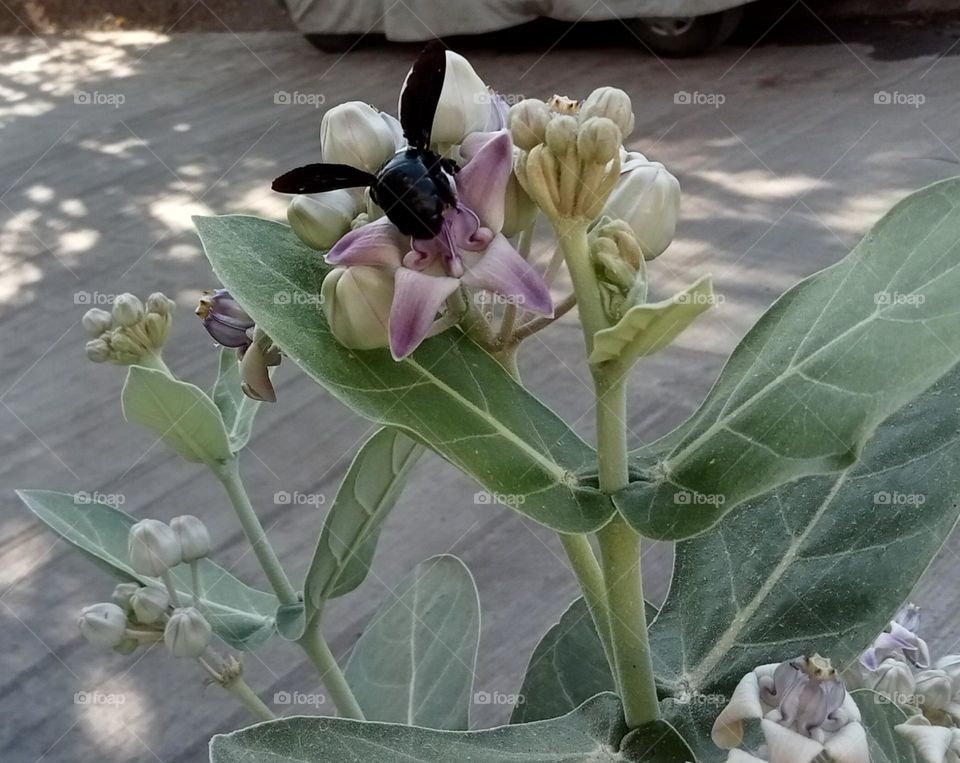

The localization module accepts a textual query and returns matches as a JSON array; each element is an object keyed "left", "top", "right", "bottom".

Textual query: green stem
[
  {"left": 214, "top": 459, "right": 298, "bottom": 606},
  {"left": 297, "top": 616, "right": 365, "bottom": 720},
  {"left": 222, "top": 674, "right": 276, "bottom": 722},
  {"left": 558, "top": 534, "right": 616, "bottom": 675},
  {"left": 555, "top": 220, "right": 607, "bottom": 354}
]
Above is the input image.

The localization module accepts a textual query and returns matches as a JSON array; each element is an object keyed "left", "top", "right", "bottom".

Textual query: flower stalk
[{"left": 297, "top": 615, "right": 365, "bottom": 720}]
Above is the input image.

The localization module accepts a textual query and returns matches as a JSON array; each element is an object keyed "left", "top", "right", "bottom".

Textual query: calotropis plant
[{"left": 18, "top": 43, "right": 960, "bottom": 763}]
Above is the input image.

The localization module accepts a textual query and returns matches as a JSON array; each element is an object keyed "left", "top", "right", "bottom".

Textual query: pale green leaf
[
  {"left": 647, "top": 357, "right": 960, "bottom": 732},
  {"left": 194, "top": 214, "right": 614, "bottom": 533},
  {"left": 16, "top": 490, "right": 276, "bottom": 650},
  {"left": 211, "top": 349, "right": 259, "bottom": 453},
  {"left": 304, "top": 428, "right": 422, "bottom": 616},
  {"left": 853, "top": 690, "right": 919, "bottom": 763},
  {"left": 122, "top": 366, "right": 232, "bottom": 465},
  {"left": 344, "top": 554, "right": 480, "bottom": 730},
  {"left": 618, "top": 178, "right": 960, "bottom": 539},
  {"left": 589, "top": 275, "right": 714, "bottom": 365},
  {"left": 209, "top": 693, "right": 696, "bottom": 763}
]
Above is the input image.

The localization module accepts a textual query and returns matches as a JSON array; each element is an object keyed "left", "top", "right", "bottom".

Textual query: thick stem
[
  {"left": 297, "top": 617, "right": 365, "bottom": 720},
  {"left": 555, "top": 220, "right": 607, "bottom": 354},
  {"left": 558, "top": 534, "right": 616, "bottom": 675},
  {"left": 594, "top": 372, "right": 629, "bottom": 492},
  {"left": 214, "top": 459, "right": 298, "bottom": 606},
  {"left": 596, "top": 514, "right": 659, "bottom": 728},
  {"left": 222, "top": 675, "right": 276, "bottom": 722}
]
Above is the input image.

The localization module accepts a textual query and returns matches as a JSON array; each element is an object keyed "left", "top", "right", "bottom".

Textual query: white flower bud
[
  {"left": 112, "top": 294, "right": 145, "bottom": 328},
  {"left": 580, "top": 87, "right": 634, "bottom": 139},
  {"left": 916, "top": 669, "right": 954, "bottom": 713},
  {"left": 870, "top": 656, "right": 916, "bottom": 700},
  {"left": 82, "top": 308, "right": 113, "bottom": 338},
  {"left": 128, "top": 519, "right": 181, "bottom": 577},
  {"left": 111, "top": 582, "right": 140, "bottom": 613},
  {"left": 603, "top": 152, "right": 680, "bottom": 259},
  {"left": 320, "top": 101, "right": 399, "bottom": 174},
  {"left": 934, "top": 654, "right": 960, "bottom": 688},
  {"left": 287, "top": 191, "right": 359, "bottom": 250},
  {"left": 164, "top": 607, "right": 211, "bottom": 657},
  {"left": 321, "top": 266, "right": 394, "bottom": 351},
  {"left": 170, "top": 514, "right": 210, "bottom": 563},
  {"left": 426, "top": 51, "right": 492, "bottom": 146},
  {"left": 508, "top": 99, "right": 550, "bottom": 151},
  {"left": 85, "top": 338, "right": 112, "bottom": 363},
  {"left": 577, "top": 117, "right": 622, "bottom": 165},
  {"left": 130, "top": 584, "right": 170, "bottom": 624},
  {"left": 78, "top": 602, "right": 128, "bottom": 648},
  {"left": 145, "top": 292, "right": 176, "bottom": 317},
  {"left": 545, "top": 115, "right": 578, "bottom": 156}
]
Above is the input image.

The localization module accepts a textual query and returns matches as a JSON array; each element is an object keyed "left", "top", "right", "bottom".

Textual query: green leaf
[
  {"left": 588, "top": 276, "right": 714, "bottom": 365},
  {"left": 617, "top": 178, "right": 960, "bottom": 539},
  {"left": 853, "top": 690, "right": 918, "bottom": 763},
  {"left": 122, "top": 366, "right": 232, "bottom": 466},
  {"left": 211, "top": 349, "right": 260, "bottom": 453},
  {"left": 344, "top": 554, "right": 480, "bottom": 730},
  {"left": 274, "top": 602, "right": 306, "bottom": 641},
  {"left": 209, "top": 693, "right": 695, "bottom": 763},
  {"left": 647, "top": 354, "right": 960, "bottom": 716},
  {"left": 194, "top": 214, "right": 614, "bottom": 533},
  {"left": 16, "top": 490, "right": 276, "bottom": 650},
  {"left": 303, "top": 428, "right": 422, "bottom": 616}
]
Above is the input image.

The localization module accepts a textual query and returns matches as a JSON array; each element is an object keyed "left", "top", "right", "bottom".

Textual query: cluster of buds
[
  {"left": 196, "top": 289, "right": 282, "bottom": 402},
  {"left": 713, "top": 655, "right": 868, "bottom": 763},
  {"left": 78, "top": 515, "right": 213, "bottom": 659},
  {"left": 83, "top": 292, "right": 176, "bottom": 366},
  {"left": 589, "top": 217, "right": 647, "bottom": 320},
  {"left": 509, "top": 89, "right": 628, "bottom": 223}
]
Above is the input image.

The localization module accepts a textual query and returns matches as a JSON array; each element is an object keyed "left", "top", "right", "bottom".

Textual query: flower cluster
[
  {"left": 78, "top": 515, "right": 213, "bottom": 659},
  {"left": 713, "top": 655, "right": 869, "bottom": 763},
  {"left": 83, "top": 292, "right": 176, "bottom": 366}
]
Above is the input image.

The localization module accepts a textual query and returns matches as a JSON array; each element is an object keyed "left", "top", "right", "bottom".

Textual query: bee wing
[
  {"left": 399, "top": 40, "right": 447, "bottom": 150},
  {"left": 271, "top": 163, "right": 376, "bottom": 194}
]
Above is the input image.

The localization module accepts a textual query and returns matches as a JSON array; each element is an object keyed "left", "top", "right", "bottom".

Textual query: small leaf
[
  {"left": 853, "top": 690, "right": 918, "bottom": 763},
  {"left": 344, "top": 554, "right": 480, "bottom": 730},
  {"left": 195, "top": 214, "right": 615, "bottom": 533},
  {"left": 303, "top": 428, "right": 422, "bottom": 615},
  {"left": 619, "top": 177, "right": 960, "bottom": 539},
  {"left": 209, "top": 693, "right": 695, "bottom": 763},
  {"left": 274, "top": 602, "right": 306, "bottom": 641},
  {"left": 589, "top": 275, "right": 714, "bottom": 365},
  {"left": 17, "top": 490, "right": 276, "bottom": 650},
  {"left": 211, "top": 349, "right": 260, "bottom": 452},
  {"left": 122, "top": 366, "right": 232, "bottom": 465}
]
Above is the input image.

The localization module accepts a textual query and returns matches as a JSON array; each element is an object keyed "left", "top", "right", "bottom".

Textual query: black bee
[{"left": 271, "top": 41, "right": 458, "bottom": 240}]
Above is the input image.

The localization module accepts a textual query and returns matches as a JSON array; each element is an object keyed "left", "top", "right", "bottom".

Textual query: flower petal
[
  {"left": 461, "top": 234, "right": 552, "bottom": 316},
  {"left": 762, "top": 719, "right": 824, "bottom": 763},
  {"left": 712, "top": 672, "right": 765, "bottom": 749},
  {"left": 325, "top": 217, "right": 404, "bottom": 268},
  {"left": 822, "top": 722, "right": 870, "bottom": 763},
  {"left": 389, "top": 268, "right": 460, "bottom": 359},
  {"left": 455, "top": 130, "right": 512, "bottom": 233}
]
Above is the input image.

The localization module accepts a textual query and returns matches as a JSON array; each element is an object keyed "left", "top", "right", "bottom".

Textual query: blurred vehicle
[{"left": 290, "top": 1, "right": 750, "bottom": 56}]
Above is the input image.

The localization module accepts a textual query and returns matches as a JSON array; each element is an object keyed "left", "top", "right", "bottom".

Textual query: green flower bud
[
  {"left": 111, "top": 582, "right": 141, "bottom": 613},
  {"left": 321, "top": 266, "right": 394, "bottom": 351},
  {"left": 82, "top": 308, "right": 113, "bottom": 338},
  {"left": 508, "top": 98, "right": 550, "bottom": 152},
  {"left": 78, "top": 602, "right": 128, "bottom": 649},
  {"left": 545, "top": 115, "right": 578, "bottom": 156},
  {"left": 164, "top": 607, "right": 211, "bottom": 657},
  {"left": 287, "top": 191, "right": 358, "bottom": 250},
  {"left": 128, "top": 519, "right": 180, "bottom": 577},
  {"left": 112, "top": 294, "right": 145, "bottom": 328},
  {"left": 85, "top": 338, "right": 112, "bottom": 363},
  {"left": 576, "top": 117, "right": 622, "bottom": 165},
  {"left": 170, "top": 514, "right": 210, "bottom": 563},
  {"left": 130, "top": 584, "right": 170, "bottom": 624},
  {"left": 580, "top": 87, "right": 634, "bottom": 139},
  {"left": 146, "top": 292, "right": 176, "bottom": 317}
]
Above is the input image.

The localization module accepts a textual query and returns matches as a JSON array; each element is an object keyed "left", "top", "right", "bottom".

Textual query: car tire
[{"left": 626, "top": 8, "right": 744, "bottom": 57}]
